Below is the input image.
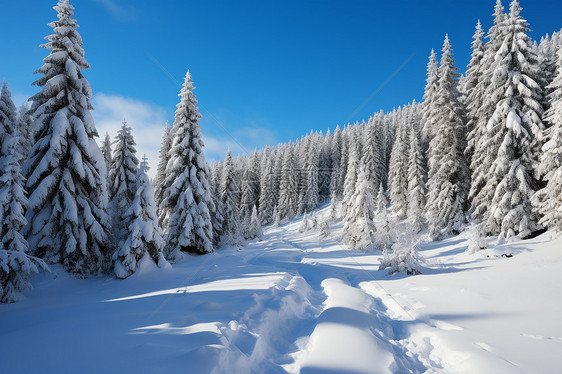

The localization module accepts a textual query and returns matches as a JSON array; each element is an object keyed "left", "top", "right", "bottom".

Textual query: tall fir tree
[
  {"left": 160, "top": 71, "right": 214, "bottom": 257},
  {"left": 421, "top": 49, "right": 440, "bottom": 149},
  {"left": 240, "top": 150, "right": 261, "bottom": 222},
  {"left": 425, "top": 35, "right": 469, "bottom": 239},
  {"left": 154, "top": 121, "right": 172, "bottom": 214},
  {"left": 343, "top": 167, "right": 377, "bottom": 251},
  {"left": 388, "top": 121, "right": 409, "bottom": 220},
  {"left": 220, "top": 150, "right": 244, "bottom": 247},
  {"left": 277, "top": 144, "right": 298, "bottom": 220},
  {"left": 25, "top": 0, "right": 110, "bottom": 276},
  {"left": 0, "top": 131, "right": 47, "bottom": 303},
  {"left": 535, "top": 48, "right": 562, "bottom": 231},
  {"left": 407, "top": 122, "right": 427, "bottom": 232},
  {"left": 0, "top": 83, "right": 17, "bottom": 152},
  {"left": 464, "top": 20, "right": 486, "bottom": 164},
  {"left": 100, "top": 132, "right": 112, "bottom": 174},
  {"left": 15, "top": 105, "right": 34, "bottom": 162},
  {"left": 107, "top": 120, "right": 139, "bottom": 247},
  {"left": 258, "top": 151, "right": 277, "bottom": 225},
  {"left": 113, "top": 157, "right": 166, "bottom": 278},
  {"left": 480, "top": 1, "right": 544, "bottom": 239}
]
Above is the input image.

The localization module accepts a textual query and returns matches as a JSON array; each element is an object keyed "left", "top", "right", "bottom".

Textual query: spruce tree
[
  {"left": 100, "top": 132, "right": 112, "bottom": 174},
  {"left": 25, "top": 0, "right": 110, "bottom": 276},
  {"left": 361, "top": 117, "right": 386, "bottom": 195},
  {"left": 481, "top": 1, "right": 544, "bottom": 239},
  {"left": 15, "top": 105, "right": 34, "bottom": 162},
  {"left": 535, "top": 49, "right": 562, "bottom": 231},
  {"left": 108, "top": 120, "right": 139, "bottom": 246},
  {"left": 388, "top": 121, "right": 409, "bottom": 220},
  {"left": 421, "top": 49, "right": 439, "bottom": 148},
  {"left": 0, "top": 83, "right": 17, "bottom": 152},
  {"left": 277, "top": 145, "right": 298, "bottom": 220},
  {"left": 407, "top": 122, "right": 427, "bottom": 232},
  {"left": 241, "top": 150, "right": 260, "bottom": 221},
  {"left": 343, "top": 167, "right": 377, "bottom": 251},
  {"left": 0, "top": 114, "right": 47, "bottom": 302},
  {"left": 113, "top": 157, "right": 167, "bottom": 279},
  {"left": 160, "top": 71, "right": 214, "bottom": 257},
  {"left": 220, "top": 150, "right": 244, "bottom": 247},
  {"left": 258, "top": 151, "right": 277, "bottom": 225},
  {"left": 154, "top": 121, "right": 172, "bottom": 213},
  {"left": 425, "top": 35, "right": 469, "bottom": 239},
  {"left": 464, "top": 20, "right": 486, "bottom": 164},
  {"left": 342, "top": 140, "right": 360, "bottom": 219}
]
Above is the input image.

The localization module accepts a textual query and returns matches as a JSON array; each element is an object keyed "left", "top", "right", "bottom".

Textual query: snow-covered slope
[{"left": 1, "top": 205, "right": 561, "bottom": 373}]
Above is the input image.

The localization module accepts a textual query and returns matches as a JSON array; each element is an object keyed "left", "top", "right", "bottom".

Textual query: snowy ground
[{"left": 1, "top": 205, "right": 562, "bottom": 373}]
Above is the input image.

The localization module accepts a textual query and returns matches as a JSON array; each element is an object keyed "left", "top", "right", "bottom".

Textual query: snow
[{"left": 1, "top": 204, "right": 562, "bottom": 373}]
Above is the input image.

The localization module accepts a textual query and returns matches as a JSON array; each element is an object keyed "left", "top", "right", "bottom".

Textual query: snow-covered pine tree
[
  {"left": 343, "top": 167, "right": 377, "bottom": 251},
  {"left": 407, "top": 121, "right": 427, "bottom": 232},
  {"left": 108, "top": 120, "right": 139, "bottom": 247},
  {"left": 535, "top": 48, "right": 562, "bottom": 231},
  {"left": 469, "top": 0, "right": 509, "bottom": 222},
  {"left": 421, "top": 49, "right": 439, "bottom": 149},
  {"left": 220, "top": 150, "right": 244, "bottom": 247},
  {"left": 154, "top": 121, "right": 172, "bottom": 213},
  {"left": 246, "top": 205, "right": 263, "bottom": 241},
  {"left": 0, "top": 82, "right": 17, "bottom": 152},
  {"left": 0, "top": 132, "right": 47, "bottom": 303},
  {"left": 318, "top": 129, "right": 333, "bottom": 200},
  {"left": 361, "top": 117, "right": 386, "bottom": 195},
  {"left": 100, "top": 132, "right": 112, "bottom": 174},
  {"left": 160, "top": 71, "right": 214, "bottom": 257},
  {"left": 258, "top": 151, "right": 277, "bottom": 225},
  {"left": 241, "top": 150, "right": 261, "bottom": 222},
  {"left": 330, "top": 125, "right": 343, "bottom": 197},
  {"left": 388, "top": 120, "right": 409, "bottom": 220},
  {"left": 378, "top": 226, "right": 422, "bottom": 275},
  {"left": 113, "top": 157, "right": 167, "bottom": 279},
  {"left": 464, "top": 20, "right": 485, "bottom": 165},
  {"left": 277, "top": 144, "right": 298, "bottom": 220},
  {"left": 374, "top": 182, "right": 393, "bottom": 250},
  {"left": 342, "top": 140, "right": 360, "bottom": 219},
  {"left": 208, "top": 161, "right": 224, "bottom": 246},
  {"left": 425, "top": 35, "right": 469, "bottom": 239},
  {"left": 15, "top": 104, "right": 34, "bottom": 162},
  {"left": 481, "top": 1, "right": 544, "bottom": 239},
  {"left": 25, "top": 0, "right": 110, "bottom": 276},
  {"left": 336, "top": 129, "right": 349, "bottom": 199},
  {"left": 298, "top": 137, "right": 320, "bottom": 215}
]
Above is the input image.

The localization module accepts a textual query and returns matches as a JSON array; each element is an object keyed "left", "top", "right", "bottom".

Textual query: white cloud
[
  {"left": 91, "top": 93, "right": 279, "bottom": 178},
  {"left": 92, "top": 93, "right": 168, "bottom": 180}
]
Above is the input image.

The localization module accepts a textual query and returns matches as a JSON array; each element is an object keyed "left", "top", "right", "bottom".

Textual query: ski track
[{"left": 1, "top": 206, "right": 561, "bottom": 373}]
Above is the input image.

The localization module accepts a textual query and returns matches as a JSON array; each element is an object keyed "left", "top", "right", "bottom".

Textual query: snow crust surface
[{"left": 1, "top": 205, "right": 561, "bottom": 373}]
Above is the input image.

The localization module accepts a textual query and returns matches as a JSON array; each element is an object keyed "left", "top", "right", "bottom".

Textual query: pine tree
[
  {"left": 361, "top": 117, "right": 386, "bottom": 195},
  {"left": 421, "top": 49, "right": 440, "bottom": 148},
  {"left": 298, "top": 138, "right": 320, "bottom": 215},
  {"left": 469, "top": 0, "right": 510, "bottom": 221},
  {"left": 407, "top": 122, "right": 427, "bottom": 232},
  {"left": 15, "top": 105, "right": 34, "bottom": 162},
  {"left": 25, "top": 0, "right": 110, "bottom": 277},
  {"left": 342, "top": 140, "right": 360, "bottom": 219},
  {"left": 220, "top": 150, "right": 244, "bottom": 247},
  {"left": 100, "top": 132, "right": 112, "bottom": 174},
  {"left": 343, "top": 167, "right": 377, "bottom": 251},
  {"left": 0, "top": 118, "right": 47, "bottom": 302},
  {"left": 535, "top": 48, "right": 562, "bottom": 231},
  {"left": 425, "top": 35, "right": 469, "bottom": 239},
  {"left": 246, "top": 205, "right": 263, "bottom": 241},
  {"left": 464, "top": 20, "right": 486, "bottom": 164},
  {"left": 258, "top": 151, "right": 277, "bottom": 225},
  {"left": 108, "top": 120, "right": 139, "bottom": 247},
  {"left": 277, "top": 145, "right": 298, "bottom": 220},
  {"left": 388, "top": 121, "right": 409, "bottom": 220},
  {"left": 154, "top": 121, "right": 172, "bottom": 213},
  {"left": 481, "top": 1, "right": 544, "bottom": 239},
  {"left": 0, "top": 82, "right": 17, "bottom": 152},
  {"left": 241, "top": 150, "right": 260, "bottom": 221},
  {"left": 113, "top": 157, "right": 167, "bottom": 279},
  {"left": 160, "top": 71, "right": 214, "bottom": 257},
  {"left": 374, "top": 183, "right": 393, "bottom": 250}
]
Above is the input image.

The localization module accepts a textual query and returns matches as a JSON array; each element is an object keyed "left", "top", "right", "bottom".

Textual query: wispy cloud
[
  {"left": 91, "top": 93, "right": 278, "bottom": 178},
  {"left": 93, "top": 0, "right": 138, "bottom": 21},
  {"left": 92, "top": 93, "right": 168, "bottom": 179}
]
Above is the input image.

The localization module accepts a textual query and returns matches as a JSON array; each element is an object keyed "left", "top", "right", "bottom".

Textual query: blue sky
[{"left": 1, "top": 0, "right": 561, "bottom": 174}]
